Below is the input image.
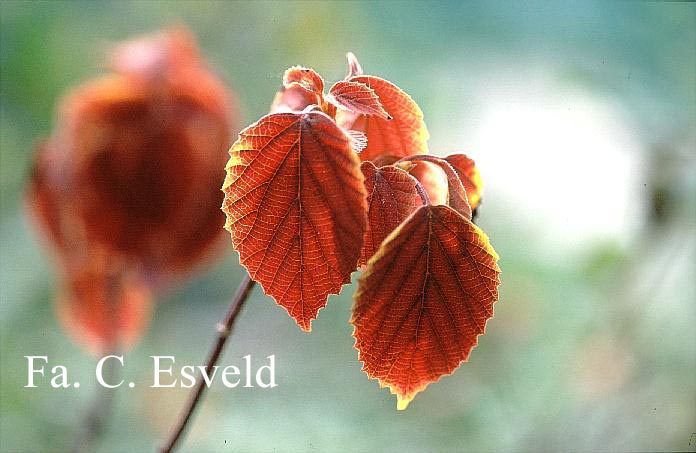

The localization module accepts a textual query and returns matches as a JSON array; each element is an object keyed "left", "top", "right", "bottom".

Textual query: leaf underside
[
  {"left": 327, "top": 80, "right": 391, "bottom": 120},
  {"left": 222, "top": 110, "right": 367, "bottom": 331},
  {"left": 352, "top": 205, "right": 500, "bottom": 409}
]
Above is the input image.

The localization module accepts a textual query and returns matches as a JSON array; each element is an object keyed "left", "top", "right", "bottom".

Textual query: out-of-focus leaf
[
  {"left": 57, "top": 268, "right": 153, "bottom": 355},
  {"left": 25, "top": 27, "right": 237, "bottom": 353}
]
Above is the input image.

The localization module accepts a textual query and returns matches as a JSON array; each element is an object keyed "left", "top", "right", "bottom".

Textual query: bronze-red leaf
[
  {"left": 283, "top": 66, "right": 325, "bottom": 95},
  {"left": 359, "top": 161, "right": 421, "bottom": 266},
  {"left": 327, "top": 80, "right": 391, "bottom": 120},
  {"left": 402, "top": 155, "right": 472, "bottom": 220},
  {"left": 336, "top": 75, "right": 429, "bottom": 162},
  {"left": 445, "top": 154, "right": 484, "bottom": 211},
  {"left": 222, "top": 109, "right": 367, "bottom": 331},
  {"left": 352, "top": 204, "right": 500, "bottom": 409}
]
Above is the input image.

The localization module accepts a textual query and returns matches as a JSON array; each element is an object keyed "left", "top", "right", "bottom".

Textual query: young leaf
[
  {"left": 445, "top": 154, "right": 483, "bottom": 211},
  {"left": 370, "top": 154, "right": 401, "bottom": 167},
  {"left": 402, "top": 155, "right": 472, "bottom": 220},
  {"left": 270, "top": 83, "right": 321, "bottom": 114},
  {"left": 345, "top": 52, "right": 364, "bottom": 78},
  {"left": 326, "top": 80, "right": 391, "bottom": 120},
  {"left": 222, "top": 109, "right": 368, "bottom": 331},
  {"left": 359, "top": 161, "right": 421, "bottom": 266},
  {"left": 283, "top": 66, "right": 325, "bottom": 95},
  {"left": 346, "top": 130, "right": 368, "bottom": 153},
  {"left": 336, "top": 75, "right": 429, "bottom": 162},
  {"left": 352, "top": 205, "right": 500, "bottom": 409},
  {"left": 406, "top": 161, "right": 449, "bottom": 206}
]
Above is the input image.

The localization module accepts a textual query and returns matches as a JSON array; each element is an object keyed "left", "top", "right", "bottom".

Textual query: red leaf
[
  {"left": 402, "top": 155, "right": 472, "bottom": 220},
  {"left": 270, "top": 83, "right": 321, "bottom": 114},
  {"left": 33, "top": 28, "right": 235, "bottom": 282},
  {"left": 406, "top": 161, "right": 449, "bottom": 206},
  {"left": 26, "top": 141, "right": 66, "bottom": 254},
  {"left": 57, "top": 269, "right": 153, "bottom": 356},
  {"left": 445, "top": 154, "right": 484, "bottom": 211},
  {"left": 327, "top": 80, "right": 391, "bottom": 120},
  {"left": 222, "top": 109, "right": 367, "bottom": 331},
  {"left": 25, "top": 27, "right": 237, "bottom": 353},
  {"left": 352, "top": 204, "right": 500, "bottom": 409},
  {"left": 370, "top": 154, "right": 401, "bottom": 167},
  {"left": 336, "top": 75, "right": 429, "bottom": 161},
  {"left": 359, "top": 161, "right": 421, "bottom": 266},
  {"left": 283, "top": 66, "right": 325, "bottom": 95}
]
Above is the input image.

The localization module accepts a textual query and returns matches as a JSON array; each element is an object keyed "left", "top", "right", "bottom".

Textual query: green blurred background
[{"left": 1, "top": 1, "right": 694, "bottom": 451}]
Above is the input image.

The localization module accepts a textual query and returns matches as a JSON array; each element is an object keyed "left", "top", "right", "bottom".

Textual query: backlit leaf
[
  {"left": 270, "top": 83, "right": 321, "bottom": 114},
  {"left": 345, "top": 52, "right": 364, "bottom": 78},
  {"left": 336, "top": 75, "right": 429, "bottom": 161},
  {"left": 222, "top": 109, "right": 368, "bottom": 331},
  {"left": 370, "top": 154, "right": 400, "bottom": 167},
  {"left": 403, "top": 155, "right": 472, "bottom": 219},
  {"left": 359, "top": 161, "right": 421, "bottom": 266},
  {"left": 445, "top": 154, "right": 484, "bottom": 211},
  {"left": 352, "top": 204, "right": 500, "bottom": 409},
  {"left": 283, "top": 66, "right": 325, "bottom": 95},
  {"left": 406, "top": 161, "right": 449, "bottom": 206},
  {"left": 327, "top": 80, "right": 391, "bottom": 120}
]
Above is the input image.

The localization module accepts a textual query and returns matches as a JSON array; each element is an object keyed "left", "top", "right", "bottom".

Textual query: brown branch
[{"left": 159, "top": 273, "right": 256, "bottom": 453}]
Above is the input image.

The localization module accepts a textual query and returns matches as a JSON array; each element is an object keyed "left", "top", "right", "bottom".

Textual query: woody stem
[{"left": 159, "top": 273, "right": 256, "bottom": 453}]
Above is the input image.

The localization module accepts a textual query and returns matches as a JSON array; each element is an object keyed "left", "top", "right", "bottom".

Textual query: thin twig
[
  {"left": 159, "top": 273, "right": 256, "bottom": 453},
  {"left": 75, "top": 349, "right": 120, "bottom": 452}
]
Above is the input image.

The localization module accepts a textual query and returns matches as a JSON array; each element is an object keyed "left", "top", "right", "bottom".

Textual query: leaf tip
[
  {"left": 345, "top": 51, "right": 363, "bottom": 77},
  {"left": 299, "top": 320, "right": 313, "bottom": 333},
  {"left": 396, "top": 394, "right": 413, "bottom": 410}
]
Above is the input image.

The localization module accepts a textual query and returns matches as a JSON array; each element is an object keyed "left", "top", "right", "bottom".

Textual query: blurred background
[{"left": 1, "top": 1, "right": 694, "bottom": 451}]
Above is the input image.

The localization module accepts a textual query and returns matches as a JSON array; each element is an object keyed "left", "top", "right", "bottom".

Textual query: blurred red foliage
[{"left": 26, "top": 27, "right": 239, "bottom": 354}]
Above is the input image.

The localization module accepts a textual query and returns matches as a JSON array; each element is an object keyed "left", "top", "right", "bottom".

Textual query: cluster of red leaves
[
  {"left": 222, "top": 53, "right": 500, "bottom": 408},
  {"left": 27, "top": 28, "right": 238, "bottom": 355}
]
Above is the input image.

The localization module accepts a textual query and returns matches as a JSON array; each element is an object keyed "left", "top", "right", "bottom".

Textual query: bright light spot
[{"left": 460, "top": 78, "right": 645, "bottom": 256}]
